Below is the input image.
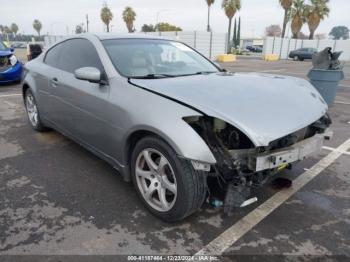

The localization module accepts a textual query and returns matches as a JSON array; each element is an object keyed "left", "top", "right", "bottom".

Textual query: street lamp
[{"left": 156, "top": 9, "right": 168, "bottom": 30}]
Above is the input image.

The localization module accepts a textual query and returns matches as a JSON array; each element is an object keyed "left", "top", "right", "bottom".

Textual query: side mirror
[
  {"left": 74, "top": 67, "right": 101, "bottom": 83},
  {"left": 10, "top": 48, "right": 15, "bottom": 52}
]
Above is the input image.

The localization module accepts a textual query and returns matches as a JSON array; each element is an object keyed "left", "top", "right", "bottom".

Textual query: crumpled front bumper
[
  {"left": 0, "top": 62, "right": 23, "bottom": 83},
  {"left": 253, "top": 130, "right": 333, "bottom": 172}
]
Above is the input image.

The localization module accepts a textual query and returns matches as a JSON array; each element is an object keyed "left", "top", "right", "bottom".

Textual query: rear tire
[
  {"left": 24, "top": 89, "right": 48, "bottom": 132},
  {"left": 293, "top": 55, "right": 299, "bottom": 61},
  {"left": 130, "top": 136, "right": 207, "bottom": 222}
]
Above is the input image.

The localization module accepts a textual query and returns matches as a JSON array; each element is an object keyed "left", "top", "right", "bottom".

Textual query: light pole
[
  {"left": 86, "top": 14, "right": 89, "bottom": 33},
  {"left": 156, "top": 9, "right": 168, "bottom": 30}
]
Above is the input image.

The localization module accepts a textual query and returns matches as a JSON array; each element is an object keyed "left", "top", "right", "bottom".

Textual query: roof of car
[{"left": 93, "top": 33, "right": 164, "bottom": 40}]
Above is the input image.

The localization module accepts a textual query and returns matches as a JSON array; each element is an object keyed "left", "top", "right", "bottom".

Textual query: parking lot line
[
  {"left": 322, "top": 146, "right": 350, "bottom": 156},
  {"left": 0, "top": 94, "right": 21, "bottom": 98},
  {"left": 257, "top": 69, "right": 285, "bottom": 73},
  {"left": 335, "top": 100, "right": 350, "bottom": 105},
  {"left": 195, "top": 138, "right": 350, "bottom": 256}
]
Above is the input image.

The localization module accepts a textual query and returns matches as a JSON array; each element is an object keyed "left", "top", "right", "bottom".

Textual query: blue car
[{"left": 0, "top": 41, "right": 23, "bottom": 84}]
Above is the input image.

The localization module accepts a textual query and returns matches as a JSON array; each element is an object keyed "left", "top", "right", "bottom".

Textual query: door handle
[{"left": 51, "top": 77, "right": 58, "bottom": 87}]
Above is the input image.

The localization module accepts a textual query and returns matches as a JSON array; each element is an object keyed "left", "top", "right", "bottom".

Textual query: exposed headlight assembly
[{"left": 9, "top": 55, "right": 18, "bottom": 66}]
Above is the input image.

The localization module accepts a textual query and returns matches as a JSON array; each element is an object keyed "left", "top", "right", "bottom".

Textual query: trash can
[{"left": 307, "top": 69, "right": 344, "bottom": 106}]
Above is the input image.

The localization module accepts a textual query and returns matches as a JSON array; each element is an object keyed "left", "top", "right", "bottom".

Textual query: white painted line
[
  {"left": 195, "top": 138, "right": 350, "bottom": 256},
  {"left": 335, "top": 100, "right": 350, "bottom": 105},
  {"left": 322, "top": 146, "right": 350, "bottom": 156},
  {"left": 0, "top": 94, "right": 21, "bottom": 98},
  {"left": 282, "top": 72, "right": 305, "bottom": 76},
  {"left": 258, "top": 69, "right": 285, "bottom": 73}
]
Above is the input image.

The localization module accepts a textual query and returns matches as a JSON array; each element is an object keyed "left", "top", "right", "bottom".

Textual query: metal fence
[
  {"left": 263, "top": 36, "right": 350, "bottom": 61},
  {"left": 44, "top": 31, "right": 228, "bottom": 60},
  {"left": 142, "top": 31, "right": 228, "bottom": 60}
]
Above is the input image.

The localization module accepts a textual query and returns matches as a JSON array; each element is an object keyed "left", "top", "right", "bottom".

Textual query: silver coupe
[{"left": 22, "top": 34, "right": 331, "bottom": 221}]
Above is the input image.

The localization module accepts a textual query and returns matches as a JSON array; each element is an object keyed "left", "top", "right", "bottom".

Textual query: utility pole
[{"left": 86, "top": 14, "right": 89, "bottom": 33}]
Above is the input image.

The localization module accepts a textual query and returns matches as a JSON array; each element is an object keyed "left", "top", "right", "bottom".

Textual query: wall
[
  {"left": 263, "top": 36, "right": 350, "bottom": 61},
  {"left": 142, "top": 31, "right": 228, "bottom": 59}
]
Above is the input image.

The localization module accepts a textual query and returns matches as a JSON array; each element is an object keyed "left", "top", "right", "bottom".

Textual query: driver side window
[{"left": 55, "top": 39, "right": 105, "bottom": 74}]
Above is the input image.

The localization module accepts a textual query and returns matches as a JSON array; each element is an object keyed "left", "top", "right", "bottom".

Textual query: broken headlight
[
  {"left": 9, "top": 55, "right": 18, "bottom": 66},
  {"left": 183, "top": 116, "right": 254, "bottom": 150}
]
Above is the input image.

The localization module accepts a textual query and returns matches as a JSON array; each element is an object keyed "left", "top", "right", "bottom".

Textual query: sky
[{"left": 0, "top": 0, "right": 349, "bottom": 38}]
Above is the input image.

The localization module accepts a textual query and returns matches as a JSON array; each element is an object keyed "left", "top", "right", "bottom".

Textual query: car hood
[{"left": 130, "top": 72, "right": 328, "bottom": 146}]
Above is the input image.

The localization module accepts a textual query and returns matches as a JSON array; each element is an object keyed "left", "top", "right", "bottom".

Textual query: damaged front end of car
[
  {"left": 184, "top": 114, "right": 332, "bottom": 215},
  {"left": 0, "top": 52, "right": 23, "bottom": 83}
]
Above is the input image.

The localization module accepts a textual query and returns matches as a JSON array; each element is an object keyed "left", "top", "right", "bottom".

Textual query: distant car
[
  {"left": 11, "top": 42, "right": 25, "bottom": 49},
  {"left": 22, "top": 34, "right": 331, "bottom": 221},
  {"left": 246, "top": 45, "right": 263, "bottom": 53},
  {"left": 0, "top": 41, "right": 23, "bottom": 84},
  {"left": 27, "top": 43, "right": 43, "bottom": 61},
  {"left": 289, "top": 48, "right": 318, "bottom": 61}
]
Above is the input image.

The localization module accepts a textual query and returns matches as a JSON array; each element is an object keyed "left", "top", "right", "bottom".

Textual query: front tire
[
  {"left": 24, "top": 89, "right": 48, "bottom": 132},
  {"left": 293, "top": 55, "right": 299, "bottom": 61},
  {"left": 131, "top": 136, "right": 207, "bottom": 222}
]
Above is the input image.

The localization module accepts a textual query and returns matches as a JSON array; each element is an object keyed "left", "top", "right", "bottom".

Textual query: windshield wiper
[
  {"left": 172, "top": 71, "right": 218, "bottom": 77},
  {"left": 194, "top": 71, "right": 218, "bottom": 75},
  {"left": 130, "top": 74, "right": 177, "bottom": 79},
  {"left": 129, "top": 71, "right": 218, "bottom": 79}
]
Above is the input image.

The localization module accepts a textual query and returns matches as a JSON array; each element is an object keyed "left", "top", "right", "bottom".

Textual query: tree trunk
[
  {"left": 107, "top": 23, "right": 110, "bottom": 32},
  {"left": 309, "top": 29, "right": 315, "bottom": 40},
  {"left": 227, "top": 18, "right": 232, "bottom": 53},
  {"left": 281, "top": 9, "right": 288, "bottom": 38},
  {"left": 207, "top": 6, "right": 211, "bottom": 32},
  {"left": 308, "top": 19, "right": 320, "bottom": 40}
]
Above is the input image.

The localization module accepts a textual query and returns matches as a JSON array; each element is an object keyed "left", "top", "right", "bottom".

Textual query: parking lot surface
[{"left": 0, "top": 59, "right": 349, "bottom": 260}]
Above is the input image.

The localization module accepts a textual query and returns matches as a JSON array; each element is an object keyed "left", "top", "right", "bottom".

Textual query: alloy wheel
[
  {"left": 25, "top": 93, "right": 38, "bottom": 127},
  {"left": 135, "top": 148, "right": 177, "bottom": 212}
]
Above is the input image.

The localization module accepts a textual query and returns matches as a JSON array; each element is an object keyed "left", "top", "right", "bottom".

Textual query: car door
[
  {"left": 300, "top": 48, "right": 309, "bottom": 59},
  {"left": 307, "top": 48, "right": 317, "bottom": 59},
  {"left": 39, "top": 43, "right": 63, "bottom": 118},
  {"left": 48, "top": 38, "right": 112, "bottom": 154}
]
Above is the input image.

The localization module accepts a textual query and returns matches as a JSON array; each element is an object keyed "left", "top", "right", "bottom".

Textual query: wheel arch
[
  {"left": 124, "top": 129, "right": 180, "bottom": 169},
  {"left": 121, "top": 122, "right": 217, "bottom": 182},
  {"left": 22, "top": 83, "right": 30, "bottom": 99}
]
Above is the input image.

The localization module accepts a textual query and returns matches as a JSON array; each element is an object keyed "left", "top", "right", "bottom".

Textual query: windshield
[
  {"left": 0, "top": 41, "right": 8, "bottom": 51},
  {"left": 102, "top": 39, "right": 219, "bottom": 78}
]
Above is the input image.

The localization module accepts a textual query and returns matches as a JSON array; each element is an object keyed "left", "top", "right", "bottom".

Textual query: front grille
[{"left": 0, "top": 56, "right": 11, "bottom": 72}]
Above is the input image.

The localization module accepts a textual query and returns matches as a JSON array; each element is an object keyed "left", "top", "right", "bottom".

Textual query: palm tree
[
  {"left": 205, "top": 0, "right": 215, "bottom": 32},
  {"left": 3, "top": 26, "right": 11, "bottom": 41},
  {"left": 0, "top": 25, "right": 4, "bottom": 35},
  {"left": 10, "top": 23, "right": 19, "bottom": 37},
  {"left": 100, "top": 3, "right": 113, "bottom": 32},
  {"left": 290, "top": 0, "right": 306, "bottom": 39},
  {"left": 304, "top": 0, "right": 329, "bottom": 39},
  {"left": 33, "top": 19, "right": 42, "bottom": 36},
  {"left": 279, "top": 0, "right": 293, "bottom": 38},
  {"left": 122, "top": 7, "right": 136, "bottom": 33},
  {"left": 222, "top": 0, "right": 241, "bottom": 53}
]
